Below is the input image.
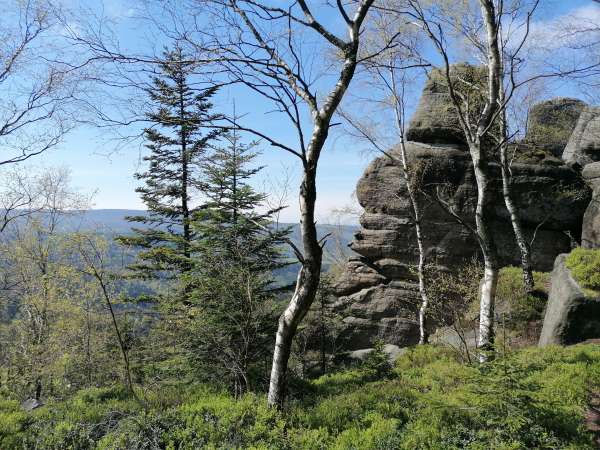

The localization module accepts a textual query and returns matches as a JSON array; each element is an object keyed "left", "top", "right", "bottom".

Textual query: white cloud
[{"left": 515, "top": 3, "right": 600, "bottom": 53}]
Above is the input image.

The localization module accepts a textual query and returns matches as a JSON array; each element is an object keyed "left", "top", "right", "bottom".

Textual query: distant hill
[
  {"left": 0, "top": 209, "right": 359, "bottom": 288},
  {"left": 0, "top": 209, "right": 359, "bottom": 307},
  {"left": 58, "top": 209, "right": 359, "bottom": 263}
]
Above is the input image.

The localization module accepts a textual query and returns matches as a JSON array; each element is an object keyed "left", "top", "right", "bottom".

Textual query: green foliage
[
  {"left": 496, "top": 266, "right": 550, "bottom": 329},
  {"left": 178, "top": 128, "right": 289, "bottom": 396},
  {"left": 0, "top": 222, "right": 125, "bottom": 400},
  {"left": 117, "top": 46, "right": 221, "bottom": 282},
  {"left": 566, "top": 248, "right": 600, "bottom": 295},
  {"left": 3, "top": 345, "right": 599, "bottom": 449},
  {"left": 361, "top": 340, "right": 393, "bottom": 380},
  {"left": 98, "top": 391, "right": 287, "bottom": 449},
  {"left": 0, "top": 387, "right": 140, "bottom": 450}
]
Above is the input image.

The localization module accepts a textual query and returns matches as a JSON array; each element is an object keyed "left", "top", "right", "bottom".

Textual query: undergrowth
[{"left": 1, "top": 344, "right": 599, "bottom": 449}]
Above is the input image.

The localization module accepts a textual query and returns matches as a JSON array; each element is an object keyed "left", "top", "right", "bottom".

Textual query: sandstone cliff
[{"left": 334, "top": 69, "right": 593, "bottom": 351}]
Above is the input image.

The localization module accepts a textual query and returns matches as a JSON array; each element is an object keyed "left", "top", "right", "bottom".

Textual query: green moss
[{"left": 566, "top": 248, "right": 600, "bottom": 296}]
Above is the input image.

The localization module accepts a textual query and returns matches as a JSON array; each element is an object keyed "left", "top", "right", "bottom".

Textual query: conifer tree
[
  {"left": 118, "top": 46, "right": 220, "bottom": 280},
  {"left": 183, "top": 128, "right": 290, "bottom": 395}
]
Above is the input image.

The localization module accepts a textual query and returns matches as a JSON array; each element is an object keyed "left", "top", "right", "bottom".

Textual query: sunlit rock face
[
  {"left": 563, "top": 106, "right": 600, "bottom": 167},
  {"left": 539, "top": 254, "right": 600, "bottom": 347},
  {"left": 582, "top": 162, "right": 600, "bottom": 249},
  {"left": 334, "top": 67, "right": 592, "bottom": 351},
  {"left": 526, "top": 97, "right": 586, "bottom": 158}
]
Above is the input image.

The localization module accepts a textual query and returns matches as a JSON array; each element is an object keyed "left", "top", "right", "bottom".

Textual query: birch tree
[
  {"left": 176, "top": 0, "right": 379, "bottom": 407},
  {"left": 340, "top": 7, "right": 432, "bottom": 344},
  {"left": 54, "top": 0, "right": 385, "bottom": 405},
  {"left": 404, "top": 0, "right": 506, "bottom": 359}
]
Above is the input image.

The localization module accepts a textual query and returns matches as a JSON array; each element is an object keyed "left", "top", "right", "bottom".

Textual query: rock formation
[
  {"left": 582, "top": 163, "right": 600, "bottom": 249},
  {"left": 526, "top": 98, "right": 586, "bottom": 158},
  {"left": 563, "top": 107, "right": 600, "bottom": 167},
  {"left": 539, "top": 254, "right": 600, "bottom": 346},
  {"left": 334, "top": 69, "right": 593, "bottom": 351}
]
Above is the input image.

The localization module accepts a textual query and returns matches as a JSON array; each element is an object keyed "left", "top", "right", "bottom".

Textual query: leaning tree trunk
[
  {"left": 268, "top": 63, "right": 358, "bottom": 405},
  {"left": 499, "top": 144, "right": 535, "bottom": 292},
  {"left": 498, "top": 84, "right": 535, "bottom": 292},
  {"left": 265, "top": 0, "right": 374, "bottom": 408},
  {"left": 267, "top": 167, "right": 322, "bottom": 408}
]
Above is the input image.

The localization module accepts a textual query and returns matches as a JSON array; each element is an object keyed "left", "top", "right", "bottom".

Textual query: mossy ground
[
  {"left": 2, "top": 344, "right": 599, "bottom": 449},
  {"left": 566, "top": 248, "right": 600, "bottom": 298}
]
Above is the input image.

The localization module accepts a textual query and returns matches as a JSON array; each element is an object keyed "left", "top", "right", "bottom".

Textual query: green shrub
[
  {"left": 496, "top": 266, "right": 550, "bottom": 328},
  {"left": 362, "top": 340, "right": 393, "bottom": 380},
  {"left": 330, "top": 413, "right": 401, "bottom": 450},
  {"left": 2, "top": 345, "right": 600, "bottom": 449},
  {"left": 566, "top": 248, "right": 600, "bottom": 294},
  {"left": 0, "top": 398, "right": 30, "bottom": 450}
]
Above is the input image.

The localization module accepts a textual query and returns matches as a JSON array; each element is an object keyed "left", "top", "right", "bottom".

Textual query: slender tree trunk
[
  {"left": 416, "top": 222, "right": 429, "bottom": 344},
  {"left": 390, "top": 69, "right": 430, "bottom": 345},
  {"left": 498, "top": 82, "right": 535, "bottom": 292},
  {"left": 95, "top": 271, "right": 136, "bottom": 398},
  {"left": 398, "top": 140, "right": 429, "bottom": 345},
  {"left": 268, "top": 166, "right": 322, "bottom": 408},
  {"left": 500, "top": 147, "right": 535, "bottom": 291},
  {"left": 85, "top": 301, "right": 92, "bottom": 387}
]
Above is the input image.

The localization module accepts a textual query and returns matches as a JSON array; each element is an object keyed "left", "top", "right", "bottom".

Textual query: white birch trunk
[
  {"left": 398, "top": 141, "right": 429, "bottom": 345},
  {"left": 390, "top": 69, "right": 430, "bottom": 345},
  {"left": 478, "top": 261, "right": 499, "bottom": 361},
  {"left": 499, "top": 83, "right": 535, "bottom": 292},
  {"left": 267, "top": 1, "right": 375, "bottom": 407}
]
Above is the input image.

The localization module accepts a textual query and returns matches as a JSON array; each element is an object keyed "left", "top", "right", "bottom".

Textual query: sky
[{"left": 6, "top": 0, "right": 599, "bottom": 225}]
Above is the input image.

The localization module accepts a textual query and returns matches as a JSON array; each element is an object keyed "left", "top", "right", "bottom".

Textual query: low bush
[
  {"left": 2, "top": 344, "right": 599, "bottom": 449},
  {"left": 496, "top": 266, "right": 550, "bottom": 329}
]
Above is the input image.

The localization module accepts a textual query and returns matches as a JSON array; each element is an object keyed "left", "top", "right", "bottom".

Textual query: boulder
[
  {"left": 584, "top": 162, "right": 600, "bottom": 190},
  {"left": 582, "top": 162, "right": 600, "bottom": 249},
  {"left": 349, "top": 142, "right": 588, "bottom": 270},
  {"left": 525, "top": 98, "right": 586, "bottom": 157},
  {"left": 347, "top": 344, "right": 406, "bottom": 363},
  {"left": 335, "top": 64, "right": 593, "bottom": 350},
  {"left": 563, "top": 106, "right": 600, "bottom": 167},
  {"left": 334, "top": 257, "right": 387, "bottom": 297},
  {"left": 338, "top": 313, "right": 420, "bottom": 350},
  {"left": 406, "top": 65, "right": 487, "bottom": 146},
  {"left": 539, "top": 254, "right": 600, "bottom": 346},
  {"left": 335, "top": 141, "right": 589, "bottom": 349},
  {"left": 21, "top": 398, "right": 43, "bottom": 411}
]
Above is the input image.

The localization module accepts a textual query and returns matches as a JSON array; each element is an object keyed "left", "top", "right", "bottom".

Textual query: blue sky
[{"left": 18, "top": 0, "right": 600, "bottom": 224}]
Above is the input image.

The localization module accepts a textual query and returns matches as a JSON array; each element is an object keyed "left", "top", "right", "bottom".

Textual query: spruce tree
[
  {"left": 183, "top": 129, "right": 290, "bottom": 395},
  {"left": 118, "top": 47, "right": 220, "bottom": 280}
]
